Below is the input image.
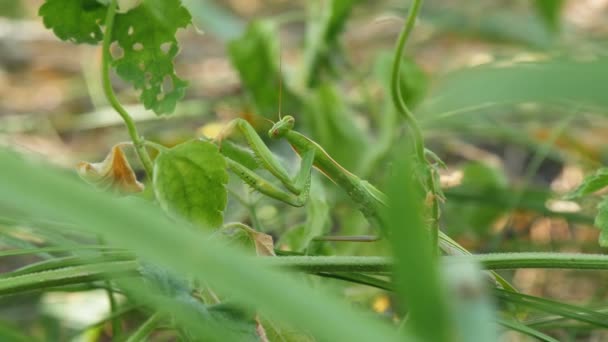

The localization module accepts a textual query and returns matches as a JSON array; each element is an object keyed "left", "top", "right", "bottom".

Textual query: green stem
[
  {"left": 101, "top": 0, "right": 154, "bottom": 177},
  {"left": 265, "top": 252, "right": 608, "bottom": 273},
  {"left": 390, "top": 0, "right": 425, "bottom": 162},
  {"left": 390, "top": 0, "right": 440, "bottom": 251}
]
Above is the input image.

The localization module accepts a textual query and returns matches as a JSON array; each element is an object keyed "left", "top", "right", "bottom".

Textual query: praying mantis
[
  {"left": 214, "top": 115, "right": 516, "bottom": 291},
  {"left": 216, "top": 115, "right": 467, "bottom": 256}
]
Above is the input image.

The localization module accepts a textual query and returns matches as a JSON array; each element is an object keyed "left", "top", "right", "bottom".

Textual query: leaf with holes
[
  {"left": 112, "top": 0, "right": 191, "bottom": 115},
  {"left": 39, "top": 0, "right": 107, "bottom": 44},
  {"left": 153, "top": 140, "right": 228, "bottom": 229},
  {"left": 39, "top": 0, "right": 191, "bottom": 115}
]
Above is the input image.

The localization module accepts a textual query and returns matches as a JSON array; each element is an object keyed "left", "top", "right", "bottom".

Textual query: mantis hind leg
[{"left": 226, "top": 158, "right": 308, "bottom": 207}]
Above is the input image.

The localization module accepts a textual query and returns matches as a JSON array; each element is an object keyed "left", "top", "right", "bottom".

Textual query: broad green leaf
[
  {"left": 39, "top": 0, "right": 106, "bottom": 44},
  {"left": 0, "top": 149, "right": 402, "bottom": 342},
  {"left": 533, "top": 0, "right": 564, "bottom": 33},
  {"left": 594, "top": 196, "right": 608, "bottom": 247},
  {"left": 153, "top": 140, "right": 228, "bottom": 229},
  {"left": 39, "top": 0, "right": 191, "bottom": 115},
  {"left": 228, "top": 21, "right": 301, "bottom": 118},
  {"left": 566, "top": 168, "right": 608, "bottom": 199}
]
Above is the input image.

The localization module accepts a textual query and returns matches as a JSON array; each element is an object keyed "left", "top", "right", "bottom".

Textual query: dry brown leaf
[{"left": 77, "top": 144, "right": 144, "bottom": 194}]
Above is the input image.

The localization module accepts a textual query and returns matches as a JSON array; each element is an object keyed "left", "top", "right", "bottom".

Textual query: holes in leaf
[
  {"left": 160, "top": 42, "right": 172, "bottom": 55},
  {"left": 110, "top": 42, "right": 124, "bottom": 59},
  {"left": 162, "top": 75, "right": 174, "bottom": 93},
  {"left": 128, "top": 26, "right": 134, "bottom": 35},
  {"left": 133, "top": 42, "right": 144, "bottom": 51}
]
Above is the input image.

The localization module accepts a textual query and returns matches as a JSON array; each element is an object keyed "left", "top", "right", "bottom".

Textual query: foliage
[{"left": 0, "top": 0, "right": 607, "bottom": 341}]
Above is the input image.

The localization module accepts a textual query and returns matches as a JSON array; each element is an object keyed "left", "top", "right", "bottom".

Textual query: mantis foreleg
[
  {"left": 217, "top": 119, "right": 306, "bottom": 195},
  {"left": 217, "top": 119, "right": 315, "bottom": 207}
]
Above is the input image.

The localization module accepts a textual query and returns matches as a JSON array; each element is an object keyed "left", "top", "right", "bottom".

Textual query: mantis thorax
[{"left": 269, "top": 115, "right": 295, "bottom": 139}]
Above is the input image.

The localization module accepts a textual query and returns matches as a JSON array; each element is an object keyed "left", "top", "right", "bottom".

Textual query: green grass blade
[
  {"left": 498, "top": 318, "right": 559, "bottom": 342},
  {"left": 383, "top": 147, "right": 452, "bottom": 341},
  {"left": 0, "top": 150, "right": 403, "bottom": 342},
  {"left": 495, "top": 289, "right": 608, "bottom": 328}
]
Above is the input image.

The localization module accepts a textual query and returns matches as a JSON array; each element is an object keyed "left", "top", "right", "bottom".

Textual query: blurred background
[{"left": 2, "top": 0, "right": 608, "bottom": 340}]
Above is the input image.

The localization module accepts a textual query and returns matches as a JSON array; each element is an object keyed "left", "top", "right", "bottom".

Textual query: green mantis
[
  {"left": 217, "top": 115, "right": 462, "bottom": 254},
  {"left": 215, "top": 115, "right": 516, "bottom": 291}
]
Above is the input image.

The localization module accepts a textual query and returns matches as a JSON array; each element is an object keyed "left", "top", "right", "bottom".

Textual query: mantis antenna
[{"left": 278, "top": 38, "right": 283, "bottom": 120}]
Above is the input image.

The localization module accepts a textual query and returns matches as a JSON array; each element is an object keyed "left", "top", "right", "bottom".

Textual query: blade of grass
[
  {"left": 383, "top": 143, "right": 452, "bottom": 341},
  {"left": 498, "top": 318, "right": 559, "bottom": 342},
  {"left": 0, "top": 150, "right": 403, "bottom": 342},
  {"left": 495, "top": 289, "right": 608, "bottom": 328}
]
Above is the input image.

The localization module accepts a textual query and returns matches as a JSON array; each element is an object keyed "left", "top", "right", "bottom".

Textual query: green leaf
[
  {"left": 533, "top": 0, "right": 564, "bottom": 33},
  {"left": 302, "top": 0, "right": 356, "bottom": 86},
  {"left": 39, "top": 0, "right": 107, "bottom": 44},
  {"left": 228, "top": 21, "right": 301, "bottom": 118},
  {"left": 153, "top": 140, "right": 228, "bottom": 229},
  {"left": 566, "top": 168, "right": 608, "bottom": 199},
  {"left": 594, "top": 196, "right": 608, "bottom": 247},
  {"left": 39, "top": 0, "right": 191, "bottom": 115},
  {"left": 112, "top": 0, "right": 191, "bottom": 115}
]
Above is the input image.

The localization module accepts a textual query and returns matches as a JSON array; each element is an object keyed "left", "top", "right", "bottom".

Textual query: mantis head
[{"left": 269, "top": 115, "right": 295, "bottom": 139}]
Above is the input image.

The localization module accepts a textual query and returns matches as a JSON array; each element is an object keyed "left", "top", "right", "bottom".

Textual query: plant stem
[
  {"left": 265, "top": 252, "right": 608, "bottom": 273},
  {"left": 101, "top": 0, "right": 154, "bottom": 177},
  {"left": 390, "top": 0, "right": 425, "bottom": 162},
  {"left": 390, "top": 0, "right": 440, "bottom": 251}
]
